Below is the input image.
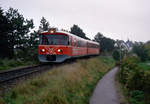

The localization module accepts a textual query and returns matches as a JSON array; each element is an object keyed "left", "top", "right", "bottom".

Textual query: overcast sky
[{"left": 1, "top": 0, "right": 150, "bottom": 42}]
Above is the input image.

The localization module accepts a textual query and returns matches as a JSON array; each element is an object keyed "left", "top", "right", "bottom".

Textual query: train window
[
  {"left": 40, "top": 35, "right": 49, "bottom": 45},
  {"left": 40, "top": 34, "right": 68, "bottom": 45},
  {"left": 69, "top": 37, "right": 72, "bottom": 46},
  {"left": 77, "top": 40, "right": 86, "bottom": 47},
  {"left": 77, "top": 40, "right": 79, "bottom": 47},
  {"left": 87, "top": 42, "right": 98, "bottom": 48},
  {"left": 74, "top": 39, "right": 76, "bottom": 47},
  {"left": 78, "top": 41, "right": 80, "bottom": 47},
  {"left": 83, "top": 41, "right": 86, "bottom": 47},
  {"left": 80, "top": 41, "right": 84, "bottom": 47}
]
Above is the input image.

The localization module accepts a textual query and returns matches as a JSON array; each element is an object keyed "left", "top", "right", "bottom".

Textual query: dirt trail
[{"left": 90, "top": 67, "right": 119, "bottom": 104}]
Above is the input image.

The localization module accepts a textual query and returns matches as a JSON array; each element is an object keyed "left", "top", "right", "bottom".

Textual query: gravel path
[{"left": 90, "top": 67, "right": 119, "bottom": 104}]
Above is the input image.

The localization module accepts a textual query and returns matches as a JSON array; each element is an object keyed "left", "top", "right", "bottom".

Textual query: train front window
[{"left": 40, "top": 34, "right": 68, "bottom": 45}]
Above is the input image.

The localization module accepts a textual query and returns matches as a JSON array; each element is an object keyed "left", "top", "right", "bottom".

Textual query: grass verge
[
  {"left": 98, "top": 56, "right": 115, "bottom": 69},
  {"left": 0, "top": 59, "right": 38, "bottom": 71},
  {"left": 138, "top": 62, "right": 150, "bottom": 71},
  {"left": 0, "top": 56, "right": 115, "bottom": 104}
]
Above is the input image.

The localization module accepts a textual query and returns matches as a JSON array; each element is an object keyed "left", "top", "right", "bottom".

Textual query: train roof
[
  {"left": 58, "top": 31, "right": 99, "bottom": 45},
  {"left": 40, "top": 30, "right": 99, "bottom": 45}
]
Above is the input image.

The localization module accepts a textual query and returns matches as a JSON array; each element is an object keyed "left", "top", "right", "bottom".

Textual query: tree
[
  {"left": 94, "top": 32, "right": 115, "bottom": 53},
  {"left": 28, "top": 31, "right": 39, "bottom": 47},
  {"left": 112, "top": 50, "right": 120, "bottom": 61},
  {"left": 0, "top": 8, "right": 11, "bottom": 58},
  {"left": 132, "top": 42, "right": 148, "bottom": 61},
  {"left": 39, "top": 17, "right": 50, "bottom": 32},
  {"left": 21, "top": 17, "right": 51, "bottom": 61},
  {"left": 5, "top": 7, "right": 34, "bottom": 57},
  {"left": 144, "top": 41, "right": 150, "bottom": 59},
  {"left": 70, "top": 24, "right": 88, "bottom": 39},
  {"left": 94, "top": 32, "right": 103, "bottom": 42},
  {"left": 23, "top": 17, "right": 50, "bottom": 61}
]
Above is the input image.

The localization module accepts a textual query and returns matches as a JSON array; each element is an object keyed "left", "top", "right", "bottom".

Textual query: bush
[
  {"left": 132, "top": 43, "right": 148, "bottom": 61},
  {"left": 130, "top": 90, "right": 144, "bottom": 104},
  {"left": 127, "top": 69, "right": 145, "bottom": 90},
  {"left": 143, "top": 71, "right": 150, "bottom": 94},
  {"left": 119, "top": 55, "right": 139, "bottom": 84},
  {"left": 119, "top": 55, "right": 150, "bottom": 104}
]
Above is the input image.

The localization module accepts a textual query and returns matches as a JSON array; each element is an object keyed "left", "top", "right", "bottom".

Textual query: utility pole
[{"left": 120, "top": 42, "right": 122, "bottom": 68}]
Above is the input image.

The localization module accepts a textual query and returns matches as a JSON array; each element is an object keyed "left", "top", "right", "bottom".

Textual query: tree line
[
  {"left": 0, "top": 7, "right": 115, "bottom": 60},
  {"left": 0, "top": 7, "right": 54, "bottom": 61},
  {"left": 1, "top": 7, "right": 150, "bottom": 62}
]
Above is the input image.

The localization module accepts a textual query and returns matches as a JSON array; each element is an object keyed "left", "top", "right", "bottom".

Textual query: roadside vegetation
[
  {"left": 117, "top": 55, "right": 150, "bottom": 104},
  {"left": 0, "top": 56, "right": 115, "bottom": 104},
  {"left": 0, "top": 6, "right": 116, "bottom": 71},
  {"left": 113, "top": 40, "right": 150, "bottom": 104},
  {"left": 138, "top": 62, "right": 150, "bottom": 71},
  {"left": 0, "top": 59, "right": 38, "bottom": 71},
  {"left": 99, "top": 56, "right": 115, "bottom": 68},
  {"left": 1, "top": 5, "right": 150, "bottom": 104}
]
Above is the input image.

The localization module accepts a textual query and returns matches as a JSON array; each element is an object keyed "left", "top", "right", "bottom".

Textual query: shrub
[
  {"left": 127, "top": 69, "right": 145, "bottom": 90},
  {"left": 132, "top": 43, "right": 148, "bottom": 61},
  {"left": 130, "top": 90, "right": 144, "bottom": 104},
  {"left": 119, "top": 56, "right": 139, "bottom": 84},
  {"left": 119, "top": 55, "right": 150, "bottom": 103},
  {"left": 143, "top": 71, "right": 150, "bottom": 94},
  {"left": 0, "top": 59, "right": 4, "bottom": 65}
]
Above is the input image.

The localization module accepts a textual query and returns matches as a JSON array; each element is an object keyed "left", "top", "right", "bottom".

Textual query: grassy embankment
[
  {"left": 117, "top": 56, "right": 150, "bottom": 104},
  {"left": 1, "top": 56, "right": 115, "bottom": 104},
  {"left": 138, "top": 62, "right": 150, "bottom": 71},
  {"left": 0, "top": 59, "right": 38, "bottom": 71}
]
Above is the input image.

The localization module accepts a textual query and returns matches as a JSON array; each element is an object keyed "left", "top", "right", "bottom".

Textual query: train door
[
  {"left": 86, "top": 41, "right": 88, "bottom": 55},
  {"left": 73, "top": 38, "right": 78, "bottom": 56},
  {"left": 69, "top": 36, "right": 73, "bottom": 56}
]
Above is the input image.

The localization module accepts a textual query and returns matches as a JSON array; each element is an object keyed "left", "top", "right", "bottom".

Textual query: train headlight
[
  {"left": 57, "top": 49, "right": 62, "bottom": 52},
  {"left": 49, "top": 30, "right": 54, "bottom": 33},
  {"left": 41, "top": 49, "right": 45, "bottom": 52},
  {"left": 48, "top": 28, "right": 57, "bottom": 33}
]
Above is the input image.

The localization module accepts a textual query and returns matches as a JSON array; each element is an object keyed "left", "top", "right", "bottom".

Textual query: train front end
[{"left": 38, "top": 29, "right": 71, "bottom": 62}]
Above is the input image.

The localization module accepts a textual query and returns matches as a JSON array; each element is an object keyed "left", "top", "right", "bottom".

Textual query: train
[{"left": 38, "top": 28, "right": 100, "bottom": 62}]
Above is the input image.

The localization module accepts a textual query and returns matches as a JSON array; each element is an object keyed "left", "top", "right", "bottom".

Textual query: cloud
[{"left": 1, "top": 0, "right": 150, "bottom": 42}]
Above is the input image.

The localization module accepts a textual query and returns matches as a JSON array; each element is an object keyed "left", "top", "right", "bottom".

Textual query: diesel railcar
[{"left": 38, "top": 28, "right": 100, "bottom": 62}]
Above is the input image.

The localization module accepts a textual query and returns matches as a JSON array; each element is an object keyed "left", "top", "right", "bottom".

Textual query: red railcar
[{"left": 38, "top": 28, "right": 100, "bottom": 62}]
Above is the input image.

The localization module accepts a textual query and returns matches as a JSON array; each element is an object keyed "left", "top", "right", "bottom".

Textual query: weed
[
  {"left": 0, "top": 59, "right": 37, "bottom": 71},
  {"left": 1, "top": 56, "right": 115, "bottom": 104}
]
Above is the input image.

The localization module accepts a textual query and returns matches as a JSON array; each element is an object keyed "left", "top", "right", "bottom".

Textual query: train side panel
[
  {"left": 38, "top": 29, "right": 100, "bottom": 62},
  {"left": 87, "top": 48, "right": 99, "bottom": 55},
  {"left": 87, "top": 41, "right": 100, "bottom": 56},
  {"left": 71, "top": 36, "right": 88, "bottom": 57},
  {"left": 72, "top": 47, "right": 88, "bottom": 57}
]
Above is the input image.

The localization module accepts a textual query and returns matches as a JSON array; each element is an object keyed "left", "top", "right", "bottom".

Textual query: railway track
[
  {"left": 0, "top": 64, "right": 51, "bottom": 84},
  {"left": 0, "top": 57, "right": 90, "bottom": 85},
  {"left": 0, "top": 59, "right": 77, "bottom": 95}
]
